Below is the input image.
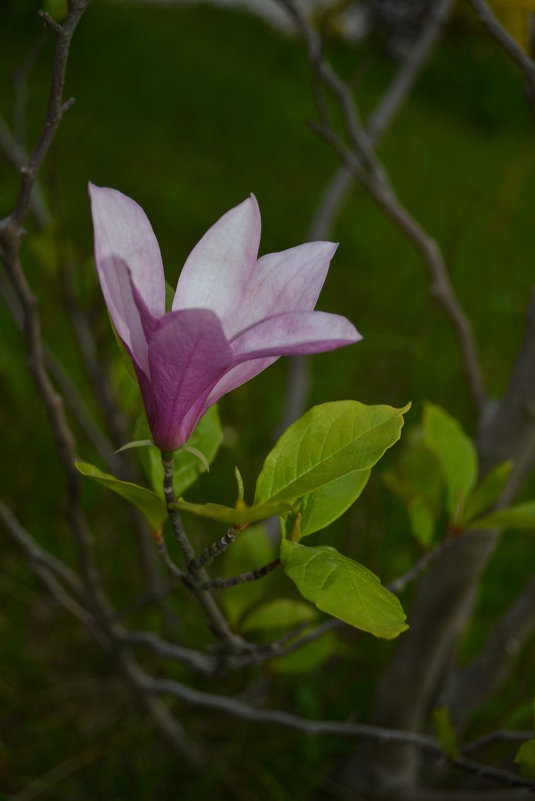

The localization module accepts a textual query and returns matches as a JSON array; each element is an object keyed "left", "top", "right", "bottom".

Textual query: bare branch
[
  {"left": 309, "top": 0, "right": 453, "bottom": 242},
  {"left": 0, "top": 498, "right": 83, "bottom": 598},
  {"left": 443, "top": 571, "right": 535, "bottom": 726},
  {"left": 6, "top": 2, "right": 91, "bottom": 228},
  {"left": 119, "top": 630, "right": 215, "bottom": 675},
  {"left": 462, "top": 729, "right": 533, "bottom": 754},
  {"left": 386, "top": 537, "right": 456, "bottom": 595},
  {"left": 277, "top": 0, "right": 486, "bottom": 415},
  {"left": 144, "top": 674, "right": 535, "bottom": 790},
  {"left": 0, "top": 114, "right": 51, "bottom": 228},
  {"left": 468, "top": 0, "right": 535, "bottom": 101}
]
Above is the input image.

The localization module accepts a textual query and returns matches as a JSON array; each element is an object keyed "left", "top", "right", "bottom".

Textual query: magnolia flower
[{"left": 89, "top": 184, "right": 361, "bottom": 451}]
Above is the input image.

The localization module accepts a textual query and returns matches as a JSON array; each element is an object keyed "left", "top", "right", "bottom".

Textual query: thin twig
[
  {"left": 308, "top": 0, "right": 453, "bottom": 241},
  {"left": 386, "top": 537, "right": 456, "bottom": 595},
  {"left": 201, "top": 558, "right": 281, "bottom": 589},
  {"left": 191, "top": 524, "right": 246, "bottom": 570},
  {"left": 468, "top": 0, "right": 535, "bottom": 102},
  {"left": 119, "top": 630, "right": 214, "bottom": 675},
  {"left": 277, "top": 0, "right": 487, "bottom": 416},
  {"left": 0, "top": 114, "right": 51, "bottom": 228},
  {"left": 462, "top": 729, "right": 533, "bottom": 754},
  {"left": 144, "top": 674, "right": 535, "bottom": 790}
]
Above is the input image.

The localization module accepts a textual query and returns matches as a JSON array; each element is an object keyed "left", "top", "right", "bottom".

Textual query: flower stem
[{"left": 160, "top": 451, "right": 247, "bottom": 652}]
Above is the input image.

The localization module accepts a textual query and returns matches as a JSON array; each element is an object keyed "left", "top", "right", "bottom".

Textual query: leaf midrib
[{"left": 257, "top": 411, "right": 401, "bottom": 503}]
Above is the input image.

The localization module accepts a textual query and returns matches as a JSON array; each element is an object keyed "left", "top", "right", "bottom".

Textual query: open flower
[{"left": 89, "top": 184, "right": 361, "bottom": 451}]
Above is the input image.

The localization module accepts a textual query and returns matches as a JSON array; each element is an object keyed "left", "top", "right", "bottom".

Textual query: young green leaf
[
  {"left": 515, "top": 739, "right": 535, "bottom": 779},
  {"left": 467, "top": 501, "right": 535, "bottom": 532},
  {"left": 423, "top": 402, "right": 478, "bottom": 520},
  {"left": 181, "top": 444, "right": 210, "bottom": 473},
  {"left": 271, "top": 631, "right": 338, "bottom": 674},
  {"left": 115, "top": 439, "right": 154, "bottom": 454},
  {"left": 175, "top": 497, "right": 290, "bottom": 525},
  {"left": 280, "top": 540, "right": 408, "bottom": 639},
  {"left": 255, "top": 401, "right": 409, "bottom": 505},
  {"left": 408, "top": 496, "right": 435, "bottom": 547},
  {"left": 234, "top": 466, "right": 245, "bottom": 503},
  {"left": 462, "top": 460, "right": 513, "bottom": 524},
  {"left": 75, "top": 459, "right": 167, "bottom": 530},
  {"left": 432, "top": 707, "right": 458, "bottom": 758},
  {"left": 240, "top": 598, "right": 317, "bottom": 634},
  {"left": 382, "top": 424, "right": 442, "bottom": 544}
]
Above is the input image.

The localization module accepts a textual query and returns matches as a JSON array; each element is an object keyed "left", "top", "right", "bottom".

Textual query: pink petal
[
  {"left": 146, "top": 309, "right": 233, "bottom": 451},
  {"left": 205, "top": 356, "right": 278, "bottom": 407},
  {"left": 230, "top": 311, "right": 361, "bottom": 361},
  {"left": 205, "top": 310, "right": 360, "bottom": 408},
  {"left": 225, "top": 241, "right": 338, "bottom": 338},
  {"left": 172, "top": 196, "right": 261, "bottom": 328},
  {"left": 97, "top": 254, "right": 150, "bottom": 374},
  {"left": 89, "top": 184, "right": 165, "bottom": 346}
]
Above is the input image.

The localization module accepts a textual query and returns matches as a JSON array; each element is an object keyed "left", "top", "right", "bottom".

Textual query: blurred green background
[{"left": 2, "top": 1, "right": 535, "bottom": 799}]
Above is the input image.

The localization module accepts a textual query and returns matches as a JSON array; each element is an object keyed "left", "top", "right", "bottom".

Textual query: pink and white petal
[
  {"left": 230, "top": 311, "right": 361, "bottom": 361},
  {"left": 97, "top": 255, "right": 150, "bottom": 374},
  {"left": 226, "top": 241, "right": 338, "bottom": 338},
  {"left": 146, "top": 308, "right": 233, "bottom": 451},
  {"left": 172, "top": 196, "right": 261, "bottom": 326},
  {"left": 205, "top": 356, "right": 278, "bottom": 407},
  {"left": 89, "top": 183, "right": 165, "bottom": 325}
]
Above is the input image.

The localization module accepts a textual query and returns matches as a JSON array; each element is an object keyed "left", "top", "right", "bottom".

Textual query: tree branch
[
  {"left": 468, "top": 0, "right": 535, "bottom": 105},
  {"left": 309, "top": 0, "right": 453, "bottom": 240},
  {"left": 144, "top": 674, "right": 535, "bottom": 790},
  {"left": 277, "top": 0, "right": 486, "bottom": 415},
  {"left": 443, "top": 570, "right": 535, "bottom": 726}
]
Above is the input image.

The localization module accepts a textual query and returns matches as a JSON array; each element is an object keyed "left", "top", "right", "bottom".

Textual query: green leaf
[
  {"left": 432, "top": 707, "right": 458, "bottom": 757},
  {"left": 462, "top": 460, "right": 513, "bottom": 524},
  {"left": 175, "top": 497, "right": 290, "bottom": 525},
  {"left": 467, "top": 501, "right": 535, "bottom": 532},
  {"left": 515, "top": 739, "right": 535, "bottom": 778},
  {"left": 234, "top": 466, "right": 245, "bottom": 503},
  {"left": 280, "top": 540, "right": 408, "bottom": 639},
  {"left": 271, "top": 631, "right": 337, "bottom": 674},
  {"left": 115, "top": 439, "right": 154, "bottom": 454},
  {"left": 297, "top": 469, "right": 371, "bottom": 538},
  {"left": 255, "top": 401, "right": 409, "bottom": 505},
  {"left": 75, "top": 459, "right": 166, "bottom": 530},
  {"left": 220, "top": 527, "right": 275, "bottom": 624},
  {"left": 408, "top": 496, "right": 435, "bottom": 547},
  {"left": 423, "top": 402, "right": 478, "bottom": 519},
  {"left": 136, "top": 405, "right": 223, "bottom": 498},
  {"left": 241, "top": 599, "right": 317, "bottom": 634}
]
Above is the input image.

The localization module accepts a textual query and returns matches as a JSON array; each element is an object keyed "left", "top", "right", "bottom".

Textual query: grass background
[{"left": 2, "top": 1, "right": 535, "bottom": 798}]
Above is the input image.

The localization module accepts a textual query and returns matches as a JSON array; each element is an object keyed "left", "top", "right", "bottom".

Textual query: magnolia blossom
[{"left": 89, "top": 184, "right": 361, "bottom": 451}]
